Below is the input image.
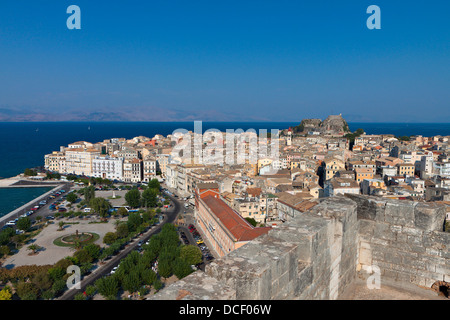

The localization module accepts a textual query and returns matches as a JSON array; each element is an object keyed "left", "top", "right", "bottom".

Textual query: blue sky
[{"left": 0, "top": 1, "right": 449, "bottom": 122}]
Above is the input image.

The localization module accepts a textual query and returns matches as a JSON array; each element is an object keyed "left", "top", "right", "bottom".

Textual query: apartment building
[
  {"left": 123, "top": 158, "right": 143, "bottom": 183},
  {"left": 92, "top": 156, "right": 124, "bottom": 181},
  {"left": 324, "top": 157, "right": 345, "bottom": 181},
  {"left": 65, "top": 148, "right": 101, "bottom": 176},
  {"left": 194, "top": 186, "right": 271, "bottom": 258},
  {"left": 44, "top": 151, "right": 66, "bottom": 173},
  {"left": 324, "top": 177, "right": 360, "bottom": 197},
  {"left": 397, "top": 163, "right": 415, "bottom": 177},
  {"left": 143, "top": 156, "right": 157, "bottom": 182}
]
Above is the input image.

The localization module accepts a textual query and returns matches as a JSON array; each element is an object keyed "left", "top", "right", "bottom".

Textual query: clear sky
[{"left": 0, "top": 1, "right": 449, "bottom": 122}]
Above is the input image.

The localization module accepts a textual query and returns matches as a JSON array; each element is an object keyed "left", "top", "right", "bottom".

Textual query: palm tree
[
  {"left": 58, "top": 221, "right": 65, "bottom": 231},
  {"left": 27, "top": 244, "right": 40, "bottom": 254}
]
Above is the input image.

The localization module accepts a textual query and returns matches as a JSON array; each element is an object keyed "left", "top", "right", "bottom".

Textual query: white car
[
  {"left": 5, "top": 220, "right": 16, "bottom": 226},
  {"left": 110, "top": 266, "right": 118, "bottom": 274}
]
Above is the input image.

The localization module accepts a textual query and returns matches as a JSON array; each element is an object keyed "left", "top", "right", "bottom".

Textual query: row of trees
[
  {"left": 88, "top": 223, "right": 202, "bottom": 300},
  {"left": 124, "top": 179, "right": 161, "bottom": 208},
  {"left": 0, "top": 243, "right": 101, "bottom": 300}
]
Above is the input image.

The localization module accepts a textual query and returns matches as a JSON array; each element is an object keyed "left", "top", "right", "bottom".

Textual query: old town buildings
[{"left": 44, "top": 119, "right": 450, "bottom": 230}]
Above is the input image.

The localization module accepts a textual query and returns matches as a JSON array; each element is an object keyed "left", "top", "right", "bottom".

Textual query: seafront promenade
[{"left": 0, "top": 176, "right": 67, "bottom": 227}]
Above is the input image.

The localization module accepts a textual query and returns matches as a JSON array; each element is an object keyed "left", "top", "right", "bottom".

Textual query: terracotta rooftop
[{"left": 201, "top": 193, "right": 271, "bottom": 242}]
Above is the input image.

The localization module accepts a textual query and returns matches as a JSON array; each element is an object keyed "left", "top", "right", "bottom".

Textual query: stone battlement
[{"left": 150, "top": 195, "right": 449, "bottom": 300}]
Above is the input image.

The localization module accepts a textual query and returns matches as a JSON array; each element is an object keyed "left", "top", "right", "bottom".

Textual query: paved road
[{"left": 58, "top": 193, "right": 181, "bottom": 300}]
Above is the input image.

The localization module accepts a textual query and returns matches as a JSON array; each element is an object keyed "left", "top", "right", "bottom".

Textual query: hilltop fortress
[
  {"left": 293, "top": 114, "right": 351, "bottom": 135},
  {"left": 151, "top": 194, "right": 449, "bottom": 300}
]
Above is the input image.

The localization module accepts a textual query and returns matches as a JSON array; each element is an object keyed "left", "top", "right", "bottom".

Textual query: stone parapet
[{"left": 149, "top": 195, "right": 448, "bottom": 300}]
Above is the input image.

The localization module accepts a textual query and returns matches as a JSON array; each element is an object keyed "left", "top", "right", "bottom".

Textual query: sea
[{"left": 0, "top": 121, "right": 449, "bottom": 217}]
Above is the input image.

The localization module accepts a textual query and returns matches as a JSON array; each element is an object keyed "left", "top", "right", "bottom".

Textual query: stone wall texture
[
  {"left": 150, "top": 195, "right": 449, "bottom": 300},
  {"left": 346, "top": 194, "right": 449, "bottom": 289}
]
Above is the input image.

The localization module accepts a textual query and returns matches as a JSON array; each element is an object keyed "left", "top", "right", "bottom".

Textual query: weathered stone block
[
  {"left": 149, "top": 271, "right": 236, "bottom": 300},
  {"left": 414, "top": 202, "right": 446, "bottom": 231},
  {"left": 358, "top": 219, "right": 376, "bottom": 240},
  {"left": 295, "top": 262, "right": 313, "bottom": 296},
  {"left": 374, "top": 222, "right": 396, "bottom": 241},
  {"left": 345, "top": 194, "right": 386, "bottom": 221},
  {"left": 384, "top": 200, "right": 416, "bottom": 227}
]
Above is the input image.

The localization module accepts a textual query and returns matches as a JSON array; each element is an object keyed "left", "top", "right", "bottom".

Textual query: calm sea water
[
  {"left": 1, "top": 121, "right": 449, "bottom": 179},
  {"left": 0, "top": 187, "right": 53, "bottom": 217},
  {"left": 0, "top": 121, "right": 449, "bottom": 217}
]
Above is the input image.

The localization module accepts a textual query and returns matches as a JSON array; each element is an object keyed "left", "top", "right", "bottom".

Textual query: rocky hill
[{"left": 292, "top": 114, "right": 350, "bottom": 135}]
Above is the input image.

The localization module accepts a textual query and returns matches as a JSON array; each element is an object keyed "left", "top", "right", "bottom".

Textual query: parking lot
[{"left": 1, "top": 185, "right": 72, "bottom": 231}]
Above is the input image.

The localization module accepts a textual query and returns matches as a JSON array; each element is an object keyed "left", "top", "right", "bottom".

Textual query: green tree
[
  {"left": 0, "top": 245, "right": 11, "bottom": 257},
  {"left": 148, "top": 178, "right": 160, "bottom": 190},
  {"left": 179, "top": 245, "right": 203, "bottom": 266},
  {"left": 115, "top": 223, "right": 129, "bottom": 239},
  {"left": 74, "top": 292, "right": 87, "bottom": 300},
  {"left": 84, "top": 243, "right": 101, "bottom": 260},
  {"left": 245, "top": 217, "right": 257, "bottom": 227},
  {"left": 140, "top": 269, "right": 157, "bottom": 286},
  {"left": 16, "top": 217, "right": 32, "bottom": 231},
  {"left": 122, "top": 269, "right": 141, "bottom": 293},
  {"left": 142, "top": 187, "right": 158, "bottom": 208},
  {"left": 27, "top": 244, "right": 40, "bottom": 254},
  {"left": 127, "top": 212, "right": 143, "bottom": 232},
  {"left": 157, "top": 258, "right": 172, "bottom": 279},
  {"left": 15, "top": 281, "right": 39, "bottom": 300},
  {"left": 41, "top": 289, "right": 55, "bottom": 300},
  {"left": 24, "top": 168, "right": 37, "bottom": 176},
  {"left": 142, "top": 210, "right": 152, "bottom": 223},
  {"left": 85, "top": 285, "right": 96, "bottom": 298},
  {"left": 103, "top": 232, "right": 118, "bottom": 245},
  {"left": 125, "top": 188, "right": 141, "bottom": 208},
  {"left": 89, "top": 197, "right": 111, "bottom": 218},
  {"left": 95, "top": 276, "right": 119, "bottom": 300},
  {"left": 153, "top": 278, "right": 163, "bottom": 291},
  {"left": 52, "top": 279, "right": 67, "bottom": 296},
  {"left": 47, "top": 266, "right": 65, "bottom": 282},
  {"left": 173, "top": 257, "right": 194, "bottom": 279},
  {"left": 398, "top": 136, "right": 411, "bottom": 141},
  {"left": 31, "top": 270, "right": 53, "bottom": 293},
  {"left": 84, "top": 185, "right": 96, "bottom": 204},
  {"left": 74, "top": 248, "right": 94, "bottom": 264},
  {"left": 118, "top": 207, "right": 129, "bottom": 217},
  {"left": 66, "top": 192, "right": 78, "bottom": 204}
]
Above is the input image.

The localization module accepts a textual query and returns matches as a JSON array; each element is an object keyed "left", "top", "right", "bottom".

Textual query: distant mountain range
[{"left": 0, "top": 106, "right": 272, "bottom": 122}]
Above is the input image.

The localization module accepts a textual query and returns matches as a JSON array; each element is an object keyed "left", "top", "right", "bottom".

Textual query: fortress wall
[
  {"left": 149, "top": 195, "right": 448, "bottom": 300},
  {"left": 150, "top": 196, "right": 359, "bottom": 300},
  {"left": 346, "top": 194, "right": 450, "bottom": 289}
]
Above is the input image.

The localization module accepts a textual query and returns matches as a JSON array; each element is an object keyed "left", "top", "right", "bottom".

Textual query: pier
[{"left": 0, "top": 176, "right": 68, "bottom": 227}]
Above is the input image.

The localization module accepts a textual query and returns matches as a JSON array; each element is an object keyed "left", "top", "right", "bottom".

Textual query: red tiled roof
[{"left": 201, "top": 194, "right": 271, "bottom": 242}]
